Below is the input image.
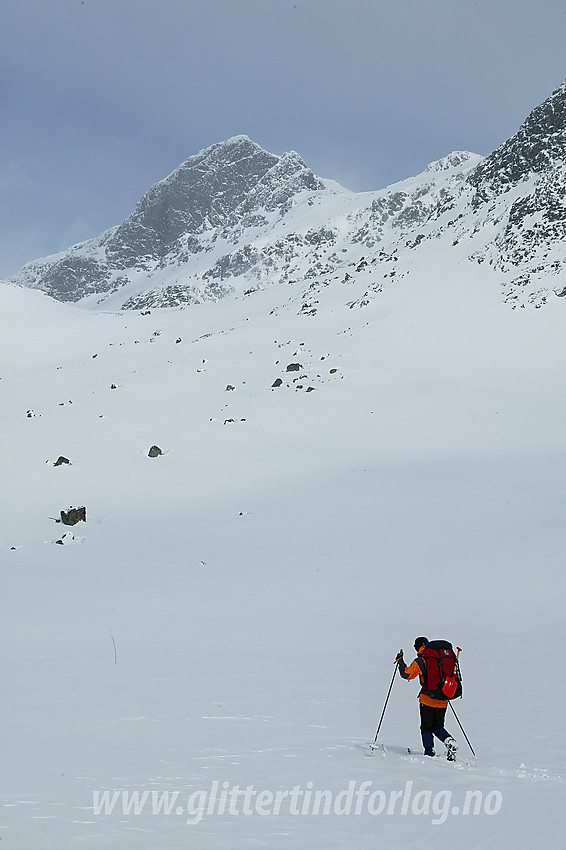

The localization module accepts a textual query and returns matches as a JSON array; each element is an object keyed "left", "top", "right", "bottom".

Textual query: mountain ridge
[{"left": 6, "top": 81, "right": 566, "bottom": 310}]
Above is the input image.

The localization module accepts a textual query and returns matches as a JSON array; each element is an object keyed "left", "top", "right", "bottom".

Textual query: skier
[{"left": 396, "top": 637, "right": 458, "bottom": 759}]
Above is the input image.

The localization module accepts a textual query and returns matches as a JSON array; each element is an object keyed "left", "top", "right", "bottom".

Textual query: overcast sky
[{"left": 1, "top": 0, "right": 565, "bottom": 278}]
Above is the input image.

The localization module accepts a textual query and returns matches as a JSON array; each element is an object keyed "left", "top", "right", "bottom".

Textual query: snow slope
[{"left": 1, "top": 245, "right": 565, "bottom": 848}]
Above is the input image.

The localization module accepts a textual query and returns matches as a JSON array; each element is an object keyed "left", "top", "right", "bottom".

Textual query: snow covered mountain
[
  {"left": 8, "top": 80, "right": 566, "bottom": 310},
  {"left": 465, "top": 78, "right": 566, "bottom": 304}
]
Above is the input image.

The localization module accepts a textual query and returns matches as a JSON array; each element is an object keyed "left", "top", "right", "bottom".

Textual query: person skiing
[{"left": 396, "top": 637, "right": 458, "bottom": 759}]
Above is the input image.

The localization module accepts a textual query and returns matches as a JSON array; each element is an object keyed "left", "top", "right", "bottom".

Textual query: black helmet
[{"left": 414, "top": 636, "right": 428, "bottom": 651}]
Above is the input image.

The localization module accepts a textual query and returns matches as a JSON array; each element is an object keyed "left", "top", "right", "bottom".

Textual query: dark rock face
[
  {"left": 60, "top": 506, "right": 86, "bottom": 525},
  {"left": 148, "top": 445, "right": 163, "bottom": 457},
  {"left": 53, "top": 456, "right": 71, "bottom": 466},
  {"left": 105, "top": 136, "right": 280, "bottom": 267},
  {"left": 465, "top": 80, "right": 566, "bottom": 304},
  {"left": 469, "top": 81, "right": 566, "bottom": 196},
  {"left": 224, "top": 150, "right": 325, "bottom": 229},
  {"left": 37, "top": 256, "right": 112, "bottom": 302}
]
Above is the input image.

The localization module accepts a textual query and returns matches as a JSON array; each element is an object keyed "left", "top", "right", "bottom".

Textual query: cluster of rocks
[{"left": 45, "top": 443, "right": 164, "bottom": 545}]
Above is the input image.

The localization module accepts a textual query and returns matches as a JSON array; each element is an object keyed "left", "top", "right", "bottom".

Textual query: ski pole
[
  {"left": 372, "top": 650, "right": 401, "bottom": 746},
  {"left": 448, "top": 702, "right": 476, "bottom": 757}
]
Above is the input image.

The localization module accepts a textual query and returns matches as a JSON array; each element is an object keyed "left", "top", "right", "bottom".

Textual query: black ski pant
[{"left": 419, "top": 703, "right": 450, "bottom": 752}]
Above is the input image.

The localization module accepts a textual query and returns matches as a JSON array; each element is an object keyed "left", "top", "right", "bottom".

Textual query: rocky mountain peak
[
  {"left": 461, "top": 78, "right": 566, "bottom": 306},
  {"left": 424, "top": 151, "right": 481, "bottom": 174},
  {"left": 469, "top": 79, "right": 566, "bottom": 195},
  {"left": 104, "top": 136, "right": 280, "bottom": 265},
  {"left": 225, "top": 149, "right": 326, "bottom": 229}
]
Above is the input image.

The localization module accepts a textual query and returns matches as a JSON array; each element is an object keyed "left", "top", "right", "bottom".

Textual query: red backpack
[{"left": 418, "top": 640, "right": 462, "bottom": 700}]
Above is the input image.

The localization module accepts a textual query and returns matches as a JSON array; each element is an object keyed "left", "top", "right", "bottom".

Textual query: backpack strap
[{"left": 415, "top": 655, "right": 427, "bottom": 688}]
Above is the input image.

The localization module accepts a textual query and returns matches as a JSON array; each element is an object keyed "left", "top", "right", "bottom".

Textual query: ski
[{"left": 369, "top": 743, "right": 460, "bottom": 762}]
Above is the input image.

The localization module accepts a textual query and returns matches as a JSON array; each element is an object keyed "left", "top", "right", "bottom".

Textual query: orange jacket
[{"left": 399, "top": 645, "right": 448, "bottom": 708}]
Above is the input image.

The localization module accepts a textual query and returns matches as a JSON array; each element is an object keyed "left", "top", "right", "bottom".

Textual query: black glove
[{"left": 394, "top": 649, "right": 403, "bottom": 664}]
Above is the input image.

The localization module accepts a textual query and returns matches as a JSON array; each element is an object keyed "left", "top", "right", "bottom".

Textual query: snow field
[{"left": 1, "top": 257, "right": 565, "bottom": 848}]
